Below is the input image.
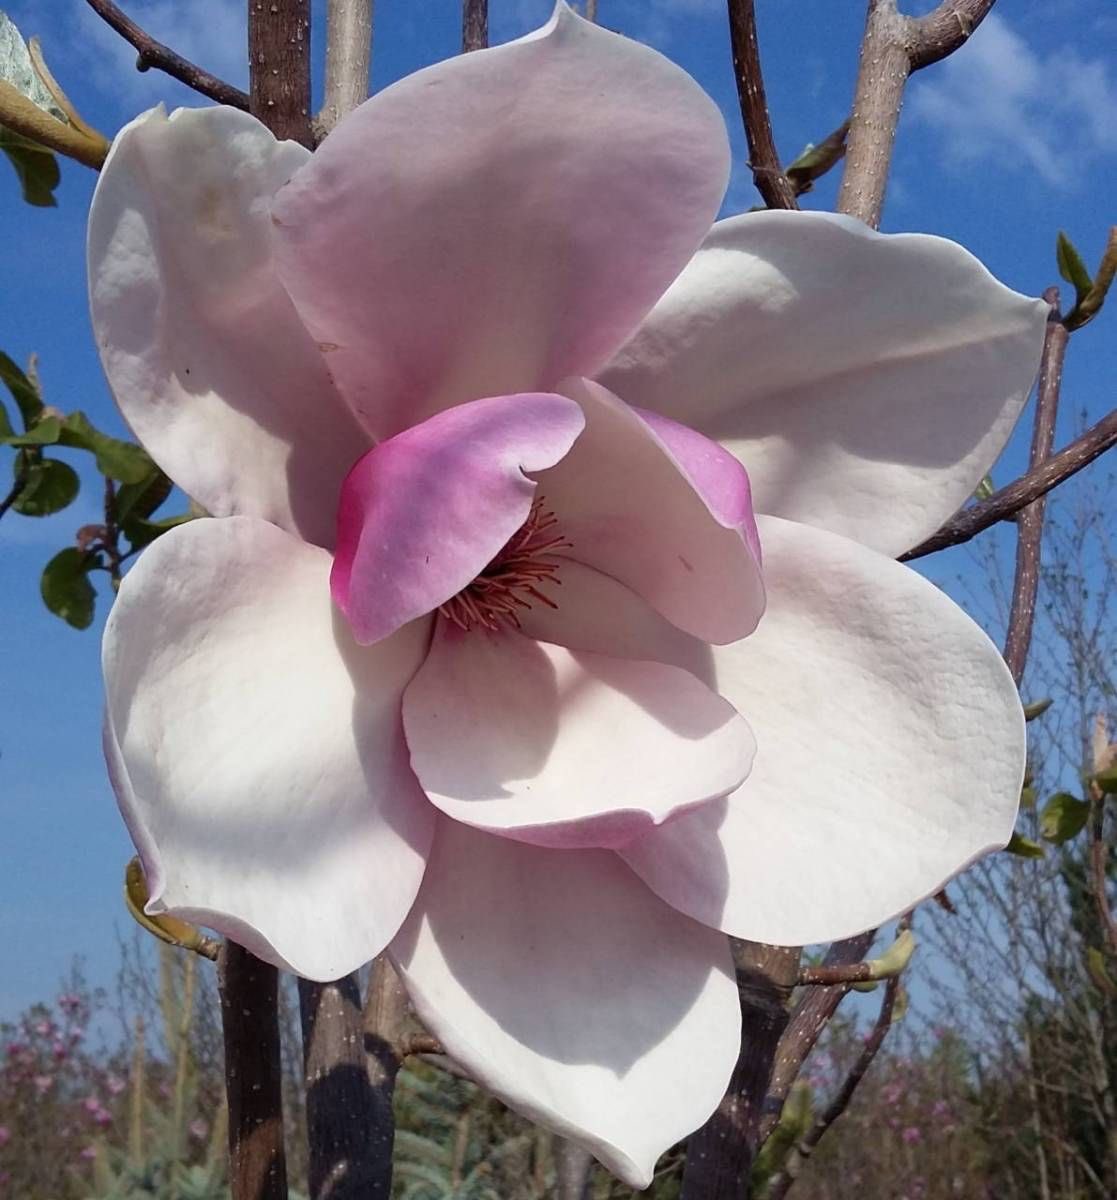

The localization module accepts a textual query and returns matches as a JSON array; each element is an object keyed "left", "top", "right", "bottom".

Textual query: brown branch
[
  {"left": 249, "top": 0, "right": 313, "bottom": 147},
  {"left": 908, "top": 0, "right": 1000, "bottom": 70},
  {"left": 901, "top": 406, "right": 1117, "bottom": 561},
  {"left": 83, "top": 0, "right": 250, "bottom": 110},
  {"left": 462, "top": 0, "right": 488, "bottom": 52},
  {"left": 796, "top": 928, "right": 913, "bottom": 986},
  {"left": 759, "top": 931, "right": 876, "bottom": 1146},
  {"left": 680, "top": 943, "right": 800, "bottom": 1199},
  {"left": 1003, "top": 289, "right": 1067, "bottom": 684},
  {"left": 218, "top": 943, "right": 288, "bottom": 1200},
  {"left": 726, "top": 0, "right": 798, "bottom": 210},
  {"left": 1088, "top": 787, "right": 1117, "bottom": 959},
  {"left": 0, "top": 472, "right": 28, "bottom": 521},
  {"left": 318, "top": 0, "right": 373, "bottom": 138},
  {"left": 299, "top": 974, "right": 392, "bottom": 1199},
  {"left": 837, "top": 0, "right": 997, "bottom": 227},
  {"left": 766, "top": 975, "right": 902, "bottom": 1200}
]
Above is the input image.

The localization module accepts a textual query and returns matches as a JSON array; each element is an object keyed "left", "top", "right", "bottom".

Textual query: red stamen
[{"left": 438, "top": 497, "right": 571, "bottom": 632}]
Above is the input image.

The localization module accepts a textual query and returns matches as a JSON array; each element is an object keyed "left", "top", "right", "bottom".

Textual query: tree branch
[
  {"left": 318, "top": 0, "right": 373, "bottom": 138},
  {"left": 681, "top": 943, "right": 800, "bottom": 1199},
  {"left": 1003, "top": 289, "right": 1067, "bottom": 684},
  {"left": 218, "top": 943, "right": 288, "bottom": 1200},
  {"left": 759, "top": 931, "right": 876, "bottom": 1146},
  {"left": 766, "top": 974, "right": 902, "bottom": 1200},
  {"left": 901, "top": 406, "right": 1117, "bottom": 561},
  {"left": 837, "top": 0, "right": 997, "bottom": 227},
  {"left": 462, "top": 0, "right": 488, "bottom": 52},
  {"left": 83, "top": 0, "right": 250, "bottom": 109},
  {"left": 796, "top": 928, "right": 914, "bottom": 987},
  {"left": 249, "top": 0, "right": 313, "bottom": 147},
  {"left": 299, "top": 974, "right": 392, "bottom": 1199},
  {"left": 726, "top": 0, "right": 798, "bottom": 210}
]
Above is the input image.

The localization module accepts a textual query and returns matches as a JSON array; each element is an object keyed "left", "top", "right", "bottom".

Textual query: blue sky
[{"left": 1, "top": 0, "right": 1115, "bottom": 1017}]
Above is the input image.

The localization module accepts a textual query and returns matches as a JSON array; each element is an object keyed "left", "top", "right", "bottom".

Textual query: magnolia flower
[{"left": 90, "top": 4, "right": 1045, "bottom": 1185}]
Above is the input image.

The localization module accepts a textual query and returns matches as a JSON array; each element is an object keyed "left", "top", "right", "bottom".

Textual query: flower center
[{"left": 439, "top": 497, "right": 571, "bottom": 632}]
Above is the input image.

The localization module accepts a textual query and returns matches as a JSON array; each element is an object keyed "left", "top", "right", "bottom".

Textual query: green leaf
[
  {"left": 0, "top": 397, "right": 12, "bottom": 439},
  {"left": 1, "top": 412, "right": 59, "bottom": 445},
  {"left": 1056, "top": 231, "right": 1093, "bottom": 303},
  {"left": 1019, "top": 785, "right": 1037, "bottom": 811},
  {"left": 1039, "top": 791, "right": 1090, "bottom": 844},
  {"left": 0, "top": 125, "right": 58, "bottom": 206},
  {"left": 1095, "top": 765, "right": 1117, "bottom": 795},
  {"left": 58, "top": 410, "right": 154, "bottom": 482},
  {"left": 1024, "top": 697, "right": 1053, "bottom": 721},
  {"left": 1086, "top": 946, "right": 1117, "bottom": 995},
  {"left": 114, "top": 465, "right": 172, "bottom": 524},
  {"left": 122, "top": 510, "right": 195, "bottom": 550},
  {"left": 974, "top": 474, "right": 995, "bottom": 501},
  {"left": 0, "top": 350, "right": 43, "bottom": 427},
  {"left": 13, "top": 456, "right": 78, "bottom": 516},
  {"left": 40, "top": 546, "right": 96, "bottom": 629},
  {"left": 1005, "top": 832, "right": 1045, "bottom": 858}
]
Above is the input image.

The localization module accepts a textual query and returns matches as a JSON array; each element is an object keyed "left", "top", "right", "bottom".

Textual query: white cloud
[{"left": 908, "top": 12, "right": 1117, "bottom": 187}]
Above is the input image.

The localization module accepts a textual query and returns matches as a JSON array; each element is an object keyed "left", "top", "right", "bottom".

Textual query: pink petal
[
  {"left": 88, "top": 106, "right": 370, "bottom": 549},
  {"left": 271, "top": 5, "right": 729, "bottom": 438},
  {"left": 103, "top": 516, "right": 435, "bottom": 980},
  {"left": 402, "top": 620, "right": 754, "bottom": 849},
  {"left": 390, "top": 818, "right": 740, "bottom": 1188},
  {"left": 600, "top": 211, "right": 1047, "bottom": 556},
  {"left": 332, "top": 394, "right": 584, "bottom": 645},
  {"left": 620, "top": 516, "right": 1025, "bottom": 945},
  {"left": 538, "top": 379, "right": 764, "bottom": 644}
]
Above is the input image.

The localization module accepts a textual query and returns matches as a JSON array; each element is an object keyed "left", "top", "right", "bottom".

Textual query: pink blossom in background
[
  {"left": 32, "top": 1075, "right": 53, "bottom": 1095},
  {"left": 902, "top": 1126, "right": 924, "bottom": 1145},
  {"left": 79, "top": 1147, "right": 97, "bottom": 1163},
  {"left": 0, "top": 1127, "right": 9, "bottom": 1148},
  {"left": 105, "top": 1074, "right": 126, "bottom": 1096},
  {"left": 189, "top": 1118, "right": 208, "bottom": 1141},
  {"left": 89, "top": 1, "right": 1047, "bottom": 1183}
]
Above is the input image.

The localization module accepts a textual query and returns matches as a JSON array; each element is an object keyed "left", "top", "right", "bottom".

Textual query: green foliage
[
  {"left": 41, "top": 546, "right": 96, "bottom": 629},
  {"left": 1039, "top": 791, "right": 1090, "bottom": 844},
  {"left": 0, "top": 10, "right": 63, "bottom": 206},
  {"left": 1056, "top": 230, "right": 1093, "bottom": 304},
  {"left": 12, "top": 453, "right": 78, "bottom": 515},
  {"left": 1004, "top": 831, "right": 1045, "bottom": 858}
]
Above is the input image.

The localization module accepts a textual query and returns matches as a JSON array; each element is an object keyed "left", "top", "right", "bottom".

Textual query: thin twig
[
  {"left": 0, "top": 473, "right": 28, "bottom": 521},
  {"left": 796, "top": 928, "right": 914, "bottom": 987},
  {"left": 837, "top": 0, "right": 997, "bottom": 227},
  {"left": 462, "top": 0, "right": 488, "bottom": 52},
  {"left": 249, "top": 0, "right": 313, "bottom": 147},
  {"left": 585, "top": 0, "right": 599, "bottom": 22},
  {"left": 299, "top": 975, "right": 393, "bottom": 1199},
  {"left": 318, "top": 0, "right": 373, "bottom": 138},
  {"left": 758, "top": 931, "right": 877, "bottom": 1146},
  {"left": 83, "top": 0, "right": 250, "bottom": 109},
  {"left": 555, "top": 1139, "right": 594, "bottom": 1200},
  {"left": 218, "top": 944, "right": 288, "bottom": 1200},
  {"left": 726, "top": 0, "right": 797, "bottom": 209},
  {"left": 766, "top": 975, "right": 902, "bottom": 1200},
  {"left": 680, "top": 943, "right": 800, "bottom": 1199},
  {"left": 901, "top": 407, "right": 1117, "bottom": 561},
  {"left": 1003, "top": 289, "right": 1067, "bottom": 684}
]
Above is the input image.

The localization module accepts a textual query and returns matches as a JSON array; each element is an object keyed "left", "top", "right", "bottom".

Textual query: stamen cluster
[{"left": 439, "top": 497, "right": 571, "bottom": 632}]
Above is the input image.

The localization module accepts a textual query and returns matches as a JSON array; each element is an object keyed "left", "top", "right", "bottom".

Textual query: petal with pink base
[
  {"left": 538, "top": 380, "right": 764, "bottom": 644},
  {"left": 402, "top": 620, "right": 754, "bottom": 849},
  {"left": 332, "top": 393, "right": 585, "bottom": 645},
  {"left": 271, "top": 4, "right": 729, "bottom": 438}
]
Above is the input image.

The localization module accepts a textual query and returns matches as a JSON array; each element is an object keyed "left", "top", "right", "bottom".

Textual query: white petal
[
  {"left": 89, "top": 106, "right": 370, "bottom": 548},
  {"left": 402, "top": 620, "right": 753, "bottom": 849},
  {"left": 103, "top": 516, "right": 435, "bottom": 980},
  {"left": 620, "top": 515, "right": 1025, "bottom": 945},
  {"left": 271, "top": 5, "right": 729, "bottom": 438},
  {"left": 390, "top": 819, "right": 739, "bottom": 1188},
  {"left": 600, "top": 211, "right": 1048, "bottom": 556}
]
